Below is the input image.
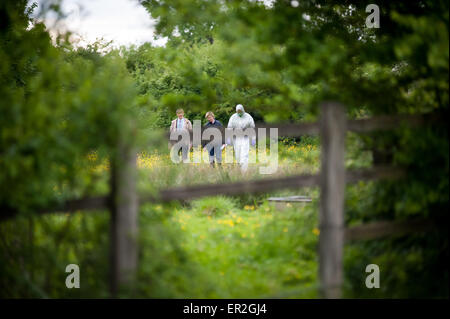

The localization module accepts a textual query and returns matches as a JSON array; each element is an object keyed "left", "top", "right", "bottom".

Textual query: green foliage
[
  {"left": 137, "top": 0, "right": 448, "bottom": 298},
  {"left": 164, "top": 198, "right": 320, "bottom": 298},
  {"left": 0, "top": 2, "right": 141, "bottom": 214},
  {"left": 344, "top": 230, "right": 449, "bottom": 298},
  {"left": 0, "top": 0, "right": 447, "bottom": 298},
  {"left": 191, "top": 196, "right": 238, "bottom": 217},
  {"left": 0, "top": 212, "right": 110, "bottom": 298},
  {"left": 134, "top": 203, "right": 219, "bottom": 298}
]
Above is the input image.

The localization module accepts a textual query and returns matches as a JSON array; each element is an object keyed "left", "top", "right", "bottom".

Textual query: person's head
[
  {"left": 205, "top": 111, "right": 215, "bottom": 123},
  {"left": 176, "top": 108, "right": 184, "bottom": 119},
  {"left": 236, "top": 104, "right": 245, "bottom": 117}
]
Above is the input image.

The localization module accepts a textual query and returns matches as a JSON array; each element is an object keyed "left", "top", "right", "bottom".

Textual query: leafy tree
[{"left": 137, "top": 0, "right": 449, "bottom": 297}]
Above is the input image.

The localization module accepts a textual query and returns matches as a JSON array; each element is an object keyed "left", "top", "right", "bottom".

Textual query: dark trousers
[{"left": 206, "top": 143, "right": 222, "bottom": 165}]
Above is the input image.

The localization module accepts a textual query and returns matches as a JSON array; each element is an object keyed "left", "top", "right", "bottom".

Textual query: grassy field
[
  {"left": 168, "top": 196, "right": 320, "bottom": 298},
  {"left": 0, "top": 137, "right": 373, "bottom": 298},
  {"left": 131, "top": 135, "right": 373, "bottom": 298},
  {"left": 130, "top": 139, "right": 323, "bottom": 297}
]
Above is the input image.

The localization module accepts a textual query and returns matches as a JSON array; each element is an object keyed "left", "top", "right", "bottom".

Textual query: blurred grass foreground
[{"left": 0, "top": 0, "right": 448, "bottom": 298}]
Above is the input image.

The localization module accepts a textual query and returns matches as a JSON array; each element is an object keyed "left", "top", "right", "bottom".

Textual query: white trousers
[{"left": 234, "top": 137, "right": 250, "bottom": 172}]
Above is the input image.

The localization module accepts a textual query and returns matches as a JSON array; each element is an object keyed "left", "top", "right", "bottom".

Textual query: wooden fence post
[
  {"left": 109, "top": 139, "right": 138, "bottom": 298},
  {"left": 319, "top": 102, "right": 346, "bottom": 298}
]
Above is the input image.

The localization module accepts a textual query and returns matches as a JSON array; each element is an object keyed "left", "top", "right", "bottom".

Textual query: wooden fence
[{"left": 0, "top": 102, "right": 443, "bottom": 298}]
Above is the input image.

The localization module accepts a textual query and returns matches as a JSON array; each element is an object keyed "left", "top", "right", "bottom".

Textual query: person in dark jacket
[{"left": 204, "top": 111, "right": 224, "bottom": 167}]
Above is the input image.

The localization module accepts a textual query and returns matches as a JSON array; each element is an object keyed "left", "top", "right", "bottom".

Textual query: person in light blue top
[{"left": 177, "top": 116, "right": 184, "bottom": 131}]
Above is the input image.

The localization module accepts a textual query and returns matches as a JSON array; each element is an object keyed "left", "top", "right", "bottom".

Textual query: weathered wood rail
[{"left": 0, "top": 102, "right": 444, "bottom": 298}]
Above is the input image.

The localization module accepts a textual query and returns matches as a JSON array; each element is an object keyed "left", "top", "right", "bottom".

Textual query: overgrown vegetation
[{"left": 0, "top": 0, "right": 447, "bottom": 298}]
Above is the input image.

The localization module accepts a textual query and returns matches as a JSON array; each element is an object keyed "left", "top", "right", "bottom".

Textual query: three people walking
[{"left": 169, "top": 104, "right": 255, "bottom": 172}]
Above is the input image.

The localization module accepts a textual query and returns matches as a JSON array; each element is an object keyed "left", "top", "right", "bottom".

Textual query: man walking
[
  {"left": 169, "top": 108, "right": 193, "bottom": 163},
  {"left": 204, "top": 111, "right": 223, "bottom": 167},
  {"left": 227, "top": 104, "right": 255, "bottom": 172}
]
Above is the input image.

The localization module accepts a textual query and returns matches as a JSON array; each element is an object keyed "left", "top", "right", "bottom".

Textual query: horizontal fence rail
[
  {"left": 344, "top": 218, "right": 442, "bottom": 241},
  {"left": 267, "top": 112, "right": 442, "bottom": 136},
  {"left": 0, "top": 166, "right": 404, "bottom": 220},
  {"left": 346, "top": 112, "right": 444, "bottom": 133},
  {"left": 165, "top": 112, "right": 444, "bottom": 143},
  {"left": 143, "top": 166, "right": 404, "bottom": 203}
]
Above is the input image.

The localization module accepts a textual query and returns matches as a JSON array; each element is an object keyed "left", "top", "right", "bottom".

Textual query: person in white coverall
[{"left": 227, "top": 104, "right": 256, "bottom": 172}]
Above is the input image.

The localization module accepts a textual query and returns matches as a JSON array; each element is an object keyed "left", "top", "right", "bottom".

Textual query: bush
[{"left": 191, "top": 196, "right": 238, "bottom": 217}]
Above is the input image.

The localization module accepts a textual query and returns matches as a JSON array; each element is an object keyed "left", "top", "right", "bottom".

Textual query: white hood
[
  {"left": 228, "top": 104, "right": 255, "bottom": 131},
  {"left": 236, "top": 104, "right": 245, "bottom": 113}
]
